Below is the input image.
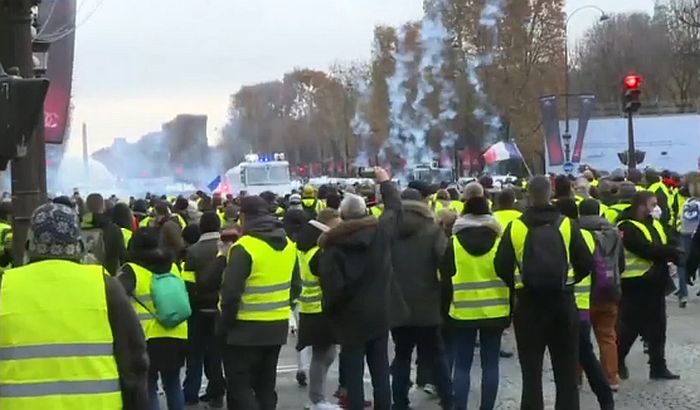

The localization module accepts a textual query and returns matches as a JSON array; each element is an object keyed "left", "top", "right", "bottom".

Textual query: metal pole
[
  {"left": 627, "top": 110, "right": 636, "bottom": 170},
  {"left": 0, "top": 0, "right": 42, "bottom": 266}
]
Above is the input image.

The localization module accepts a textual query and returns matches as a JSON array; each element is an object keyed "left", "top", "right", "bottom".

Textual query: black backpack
[{"left": 520, "top": 216, "right": 570, "bottom": 291}]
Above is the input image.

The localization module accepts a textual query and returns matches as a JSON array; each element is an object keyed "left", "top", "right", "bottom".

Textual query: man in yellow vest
[
  {"left": 645, "top": 169, "right": 673, "bottom": 227},
  {"left": 492, "top": 188, "right": 522, "bottom": 228},
  {"left": 0, "top": 203, "right": 148, "bottom": 410},
  {"left": 617, "top": 191, "right": 681, "bottom": 381},
  {"left": 495, "top": 176, "right": 594, "bottom": 410},
  {"left": 603, "top": 182, "right": 636, "bottom": 224},
  {"left": 221, "top": 195, "right": 301, "bottom": 410}
]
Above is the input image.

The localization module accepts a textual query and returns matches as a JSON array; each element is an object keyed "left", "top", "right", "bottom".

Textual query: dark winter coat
[
  {"left": 183, "top": 232, "right": 221, "bottom": 312},
  {"left": 318, "top": 181, "right": 409, "bottom": 345},
  {"left": 296, "top": 222, "right": 337, "bottom": 349},
  {"left": 441, "top": 214, "right": 510, "bottom": 329},
  {"left": 391, "top": 200, "right": 447, "bottom": 327},
  {"left": 220, "top": 215, "right": 301, "bottom": 346}
]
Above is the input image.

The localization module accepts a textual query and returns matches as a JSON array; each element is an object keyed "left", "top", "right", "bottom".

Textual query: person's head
[
  {"left": 401, "top": 188, "right": 423, "bottom": 202},
  {"left": 86, "top": 193, "right": 105, "bottom": 214},
  {"left": 0, "top": 202, "right": 12, "bottom": 221},
  {"left": 325, "top": 193, "right": 342, "bottom": 210},
  {"left": 132, "top": 199, "right": 148, "bottom": 215},
  {"left": 685, "top": 172, "right": 700, "bottom": 198},
  {"left": 627, "top": 168, "right": 642, "bottom": 185},
  {"left": 496, "top": 188, "right": 516, "bottom": 210},
  {"left": 154, "top": 201, "right": 171, "bottom": 217},
  {"left": 27, "top": 203, "right": 83, "bottom": 262},
  {"left": 435, "top": 189, "right": 450, "bottom": 201},
  {"left": 159, "top": 220, "right": 185, "bottom": 257},
  {"left": 436, "top": 209, "right": 457, "bottom": 234},
  {"left": 579, "top": 199, "right": 601, "bottom": 217},
  {"left": 447, "top": 187, "right": 459, "bottom": 201},
  {"left": 174, "top": 196, "right": 189, "bottom": 212},
  {"left": 200, "top": 211, "right": 221, "bottom": 234},
  {"left": 112, "top": 203, "right": 134, "bottom": 230},
  {"left": 182, "top": 224, "right": 201, "bottom": 245},
  {"left": 128, "top": 227, "right": 174, "bottom": 272},
  {"left": 645, "top": 168, "right": 660, "bottom": 185},
  {"left": 555, "top": 198, "right": 579, "bottom": 220},
  {"left": 339, "top": 193, "right": 367, "bottom": 220},
  {"left": 553, "top": 175, "right": 572, "bottom": 198},
  {"left": 631, "top": 191, "right": 657, "bottom": 220},
  {"left": 582, "top": 169, "right": 595, "bottom": 182},
  {"left": 317, "top": 208, "right": 341, "bottom": 229},
  {"left": 259, "top": 191, "right": 277, "bottom": 206},
  {"left": 478, "top": 175, "right": 493, "bottom": 190},
  {"left": 618, "top": 181, "right": 637, "bottom": 202},
  {"left": 302, "top": 185, "right": 316, "bottom": 199},
  {"left": 52, "top": 196, "right": 73, "bottom": 209},
  {"left": 465, "top": 196, "right": 491, "bottom": 216},
  {"left": 288, "top": 194, "right": 302, "bottom": 207},
  {"left": 239, "top": 195, "right": 271, "bottom": 225},
  {"left": 528, "top": 175, "right": 552, "bottom": 206},
  {"left": 462, "top": 181, "right": 484, "bottom": 201},
  {"left": 407, "top": 180, "right": 432, "bottom": 199},
  {"left": 574, "top": 177, "right": 590, "bottom": 198}
]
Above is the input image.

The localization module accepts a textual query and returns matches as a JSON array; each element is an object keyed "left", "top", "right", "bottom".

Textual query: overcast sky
[{"left": 66, "top": 0, "right": 656, "bottom": 155}]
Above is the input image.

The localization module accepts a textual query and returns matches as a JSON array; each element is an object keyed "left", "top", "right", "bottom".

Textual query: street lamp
[
  {"left": 563, "top": 5, "right": 609, "bottom": 163},
  {"left": 31, "top": 39, "right": 50, "bottom": 77},
  {"left": 31, "top": 39, "right": 50, "bottom": 198}
]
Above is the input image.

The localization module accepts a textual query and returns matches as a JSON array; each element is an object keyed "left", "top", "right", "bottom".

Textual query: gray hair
[
  {"left": 528, "top": 176, "right": 552, "bottom": 206},
  {"left": 339, "top": 194, "right": 367, "bottom": 220},
  {"left": 462, "top": 182, "right": 484, "bottom": 201}
]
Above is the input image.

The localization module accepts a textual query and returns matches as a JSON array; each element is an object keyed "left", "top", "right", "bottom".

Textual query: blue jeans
[
  {"left": 449, "top": 327, "right": 503, "bottom": 410},
  {"left": 678, "top": 234, "right": 693, "bottom": 298},
  {"left": 183, "top": 313, "right": 225, "bottom": 403},
  {"left": 149, "top": 368, "right": 184, "bottom": 410}
]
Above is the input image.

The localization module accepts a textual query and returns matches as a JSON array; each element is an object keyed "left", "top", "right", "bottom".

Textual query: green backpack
[{"left": 141, "top": 271, "right": 192, "bottom": 328}]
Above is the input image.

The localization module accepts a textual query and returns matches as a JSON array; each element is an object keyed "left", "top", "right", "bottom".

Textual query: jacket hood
[
  {"left": 578, "top": 215, "right": 614, "bottom": 232},
  {"left": 397, "top": 200, "right": 434, "bottom": 238},
  {"left": 243, "top": 214, "right": 289, "bottom": 250},
  {"left": 295, "top": 222, "right": 324, "bottom": 252},
  {"left": 452, "top": 214, "right": 501, "bottom": 256},
  {"left": 521, "top": 204, "right": 562, "bottom": 227},
  {"left": 580, "top": 215, "right": 620, "bottom": 255},
  {"left": 319, "top": 216, "right": 378, "bottom": 249}
]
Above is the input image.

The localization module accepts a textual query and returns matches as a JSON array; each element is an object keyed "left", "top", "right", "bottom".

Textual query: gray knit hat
[{"left": 28, "top": 203, "right": 82, "bottom": 259}]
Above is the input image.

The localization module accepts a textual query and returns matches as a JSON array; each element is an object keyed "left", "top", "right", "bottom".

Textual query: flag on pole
[
  {"left": 482, "top": 142, "right": 522, "bottom": 165},
  {"left": 207, "top": 175, "right": 222, "bottom": 192}
]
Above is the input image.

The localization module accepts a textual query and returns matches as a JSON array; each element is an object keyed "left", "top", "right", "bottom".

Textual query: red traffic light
[{"left": 624, "top": 75, "right": 642, "bottom": 90}]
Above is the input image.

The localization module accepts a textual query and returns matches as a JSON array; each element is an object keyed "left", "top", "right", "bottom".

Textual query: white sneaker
[
  {"left": 312, "top": 401, "right": 342, "bottom": 410},
  {"left": 422, "top": 383, "right": 437, "bottom": 396}
]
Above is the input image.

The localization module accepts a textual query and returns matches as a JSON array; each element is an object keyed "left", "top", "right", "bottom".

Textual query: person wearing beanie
[
  {"left": 284, "top": 194, "right": 309, "bottom": 242},
  {"left": 118, "top": 228, "right": 188, "bottom": 410},
  {"left": 604, "top": 182, "right": 637, "bottom": 224},
  {"left": 390, "top": 184, "right": 453, "bottom": 410},
  {"left": 0, "top": 203, "right": 149, "bottom": 410},
  {"left": 440, "top": 196, "right": 505, "bottom": 410},
  {"left": 220, "top": 195, "right": 301, "bottom": 410},
  {"left": 318, "top": 167, "right": 408, "bottom": 410},
  {"left": 181, "top": 212, "right": 226, "bottom": 407}
]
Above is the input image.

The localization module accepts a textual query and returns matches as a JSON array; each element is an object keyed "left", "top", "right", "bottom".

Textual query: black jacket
[
  {"left": 83, "top": 212, "right": 126, "bottom": 275},
  {"left": 495, "top": 204, "right": 594, "bottom": 293},
  {"left": 618, "top": 214, "right": 678, "bottom": 288},
  {"left": 442, "top": 214, "right": 510, "bottom": 329},
  {"left": 391, "top": 200, "right": 447, "bottom": 327},
  {"left": 183, "top": 232, "right": 221, "bottom": 312},
  {"left": 220, "top": 215, "right": 301, "bottom": 346},
  {"left": 318, "top": 182, "right": 409, "bottom": 345}
]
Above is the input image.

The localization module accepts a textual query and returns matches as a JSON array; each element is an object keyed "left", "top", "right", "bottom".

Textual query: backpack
[
  {"left": 520, "top": 216, "right": 570, "bottom": 291},
  {"left": 682, "top": 198, "right": 700, "bottom": 234},
  {"left": 81, "top": 227, "right": 105, "bottom": 265},
  {"left": 590, "top": 229, "right": 622, "bottom": 304},
  {"left": 137, "top": 271, "right": 192, "bottom": 328}
]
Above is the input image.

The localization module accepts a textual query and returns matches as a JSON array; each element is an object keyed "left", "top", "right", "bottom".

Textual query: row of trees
[{"left": 219, "top": 0, "right": 700, "bottom": 173}]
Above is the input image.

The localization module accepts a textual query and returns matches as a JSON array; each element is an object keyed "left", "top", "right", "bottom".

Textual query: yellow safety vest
[
  {"left": 493, "top": 209, "right": 522, "bottom": 229},
  {"left": 591, "top": 179, "right": 599, "bottom": 187},
  {"left": 129, "top": 263, "right": 188, "bottom": 340},
  {"left": 449, "top": 200, "right": 464, "bottom": 214},
  {"left": 121, "top": 228, "right": 132, "bottom": 249},
  {"left": 370, "top": 205, "right": 384, "bottom": 217},
  {"left": 234, "top": 236, "right": 297, "bottom": 321},
  {"left": 450, "top": 237, "right": 509, "bottom": 321},
  {"left": 604, "top": 203, "right": 631, "bottom": 224},
  {"left": 575, "top": 230, "right": 596, "bottom": 311},
  {"left": 139, "top": 216, "right": 152, "bottom": 228},
  {"left": 302, "top": 198, "right": 324, "bottom": 214},
  {"left": 509, "top": 216, "right": 573, "bottom": 289},
  {"left": 674, "top": 193, "right": 688, "bottom": 232},
  {"left": 617, "top": 219, "right": 667, "bottom": 280},
  {"left": 649, "top": 181, "right": 674, "bottom": 214},
  {"left": 0, "top": 260, "right": 122, "bottom": 409},
  {"left": 299, "top": 247, "right": 322, "bottom": 314}
]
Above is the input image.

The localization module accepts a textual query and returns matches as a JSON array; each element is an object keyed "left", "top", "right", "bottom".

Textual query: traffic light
[
  {"left": 622, "top": 74, "right": 642, "bottom": 113},
  {"left": 0, "top": 64, "right": 50, "bottom": 170},
  {"left": 617, "top": 150, "right": 646, "bottom": 166}
]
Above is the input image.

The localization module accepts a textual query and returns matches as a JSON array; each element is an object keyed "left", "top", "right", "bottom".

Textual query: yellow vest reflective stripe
[
  {"left": 493, "top": 209, "right": 522, "bottom": 229},
  {"left": 182, "top": 269, "right": 196, "bottom": 283},
  {"left": 235, "top": 236, "right": 296, "bottom": 321},
  {"left": 0, "top": 260, "right": 122, "bottom": 409},
  {"left": 617, "top": 219, "right": 667, "bottom": 280},
  {"left": 129, "top": 263, "right": 188, "bottom": 340},
  {"left": 649, "top": 181, "right": 674, "bottom": 212},
  {"left": 121, "top": 228, "right": 132, "bottom": 248},
  {"left": 299, "top": 247, "right": 322, "bottom": 314},
  {"left": 509, "top": 217, "right": 573, "bottom": 289},
  {"left": 604, "top": 203, "right": 631, "bottom": 224},
  {"left": 302, "top": 198, "right": 323, "bottom": 213},
  {"left": 450, "top": 237, "right": 510, "bottom": 321},
  {"left": 139, "top": 216, "right": 152, "bottom": 228},
  {"left": 674, "top": 193, "right": 688, "bottom": 231},
  {"left": 598, "top": 202, "right": 608, "bottom": 217},
  {"left": 591, "top": 179, "right": 599, "bottom": 187},
  {"left": 575, "top": 230, "right": 596, "bottom": 311}
]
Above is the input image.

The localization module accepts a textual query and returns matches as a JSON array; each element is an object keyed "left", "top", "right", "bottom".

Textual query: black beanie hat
[
  {"left": 200, "top": 211, "right": 221, "bottom": 234},
  {"left": 240, "top": 196, "right": 271, "bottom": 217}
]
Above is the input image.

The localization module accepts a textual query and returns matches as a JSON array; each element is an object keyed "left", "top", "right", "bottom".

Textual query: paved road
[{"left": 181, "top": 294, "right": 700, "bottom": 410}]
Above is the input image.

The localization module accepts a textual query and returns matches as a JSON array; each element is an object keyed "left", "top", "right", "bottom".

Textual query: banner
[
  {"left": 540, "top": 95, "right": 564, "bottom": 166},
  {"left": 39, "top": 0, "right": 77, "bottom": 144},
  {"left": 571, "top": 94, "right": 597, "bottom": 163}
]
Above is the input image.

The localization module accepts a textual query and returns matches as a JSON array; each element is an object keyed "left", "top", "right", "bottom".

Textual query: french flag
[{"left": 482, "top": 142, "right": 522, "bottom": 165}]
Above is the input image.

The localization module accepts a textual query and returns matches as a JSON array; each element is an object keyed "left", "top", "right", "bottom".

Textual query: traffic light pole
[
  {"left": 0, "top": 0, "right": 45, "bottom": 265},
  {"left": 627, "top": 110, "right": 636, "bottom": 171}
]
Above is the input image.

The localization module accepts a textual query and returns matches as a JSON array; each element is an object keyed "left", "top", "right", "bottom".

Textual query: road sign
[{"left": 563, "top": 162, "right": 575, "bottom": 174}]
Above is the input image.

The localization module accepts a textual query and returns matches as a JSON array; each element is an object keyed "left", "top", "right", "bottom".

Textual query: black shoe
[
  {"left": 199, "top": 394, "right": 210, "bottom": 402},
  {"left": 296, "top": 370, "right": 308, "bottom": 387},
  {"left": 208, "top": 396, "right": 224, "bottom": 408},
  {"left": 619, "top": 362, "right": 629, "bottom": 380},
  {"left": 499, "top": 350, "right": 514, "bottom": 358},
  {"left": 650, "top": 368, "right": 680, "bottom": 380}
]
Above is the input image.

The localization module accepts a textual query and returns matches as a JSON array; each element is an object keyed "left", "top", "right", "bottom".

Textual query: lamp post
[
  {"left": 32, "top": 39, "right": 50, "bottom": 200},
  {"left": 563, "top": 5, "right": 609, "bottom": 162}
]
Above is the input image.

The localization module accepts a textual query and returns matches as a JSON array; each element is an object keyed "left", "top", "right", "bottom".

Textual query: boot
[
  {"left": 618, "top": 362, "right": 629, "bottom": 380},
  {"left": 650, "top": 367, "right": 680, "bottom": 380}
]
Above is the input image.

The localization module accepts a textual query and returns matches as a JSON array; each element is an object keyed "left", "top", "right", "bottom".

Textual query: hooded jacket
[
  {"left": 441, "top": 213, "right": 509, "bottom": 328},
  {"left": 184, "top": 232, "right": 221, "bottom": 312},
  {"left": 220, "top": 214, "right": 301, "bottom": 346},
  {"left": 318, "top": 182, "right": 409, "bottom": 345},
  {"left": 391, "top": 200, "right": 447, "bottom": 327}
]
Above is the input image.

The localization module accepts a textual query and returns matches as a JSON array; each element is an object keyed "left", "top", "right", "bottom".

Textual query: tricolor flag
[{"left": 482, "top": 142, "right": 523, "bottom": 165}]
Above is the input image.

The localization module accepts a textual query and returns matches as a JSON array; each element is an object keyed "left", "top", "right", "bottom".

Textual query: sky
[{"left": 64, "top": 0, "right": 657, "bottom": 156}]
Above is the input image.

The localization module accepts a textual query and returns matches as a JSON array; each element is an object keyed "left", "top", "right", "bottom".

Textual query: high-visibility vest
[
  {"left": 575, "top": 230, "right": 596, "bottom": 311},
  {"left": 299, "top": 247, "right": 322, "bottom": 314},
  {"left": 370, "top": 205, "right": 384, "bottom": 217},
  {"left": 649, "top": 181, "right": 674, "bottom": 212},
  {"left": 234, "top": 236, "right": 297, "bottom": 321},
  {"left": 673, "top": 192, "right": 688, "bottom": 232},
  {"left": 139, "top": 216, "right": 152, "bottom": 228},
  {"left": 590, "top": 179, "right": 599, "bottom": 187},
  {"left": 493, "top": 209, "right": 522, "bottom": 229},
  {"left": 302, "top": 198, "right": 324, "bottom": 214},
  {"left": 0, "top": 222, "right": 12, "bottom": 260},
  {"left": 120, "top": 227, "right": 132, "bottom": 248},
  {"left": 617, "top": 219, "right": 667, "bottom": 280},
  {"left": 218, "top": 209, "right": 228, "bottom": 225},
  {"left": 0, "top": 260, "right": 122, "bottom": 409},
  {"left": 604, "top": 203, "right": 631, "bottom": 224},
  {"left": 129, "top": 263, "right": 188, "bottom": 340},
  {"left": 509, "top": 216, "right": 573, "bottom": 289},
  {"left": 449, "top": 237, "right": 509, "bottom": 321}
]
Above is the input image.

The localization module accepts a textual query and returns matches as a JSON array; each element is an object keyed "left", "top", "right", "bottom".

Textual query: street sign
[{"left": 563, "top": 162, "right": 575, "bottom": 174}]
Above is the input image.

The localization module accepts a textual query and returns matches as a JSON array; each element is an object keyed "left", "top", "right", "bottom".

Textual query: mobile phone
[{"left": 357, "top": 167, "right": 376, "bottom": 179}]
